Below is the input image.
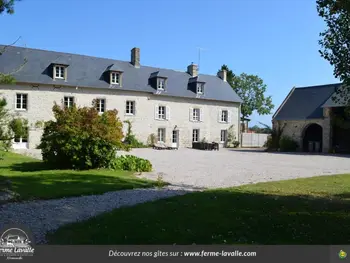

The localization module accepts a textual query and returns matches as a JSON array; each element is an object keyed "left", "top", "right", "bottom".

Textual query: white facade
[{"left": 0, "top": 83, "right": 241, "bottom": 150}]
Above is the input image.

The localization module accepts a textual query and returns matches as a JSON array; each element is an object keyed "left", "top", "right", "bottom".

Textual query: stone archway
[{"left": 302, "top": 123, "right": 323, "bottom": 152}]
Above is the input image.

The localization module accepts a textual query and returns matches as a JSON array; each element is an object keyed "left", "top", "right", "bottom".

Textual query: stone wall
[
  {"left": 0, "top": 84, "right": 240, "bottom": 149},
  {"left": 273, "top": 109, "right": 332, "bottom": 153}
]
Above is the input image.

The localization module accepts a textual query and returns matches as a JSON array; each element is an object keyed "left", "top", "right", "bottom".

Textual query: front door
[{"left": 172, "top": 130, "right": 179, "bottom": 148}]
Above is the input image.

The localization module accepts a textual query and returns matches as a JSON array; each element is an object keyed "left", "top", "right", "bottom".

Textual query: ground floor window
[
  {"left": 220, "top": 129, "right": 227, "bottom": 143},
  {"left": 192, "top": 129, "right": 200, "bottom": 142},
  {"left": 158, "top": 128, "right": 166, "bottom": 143},
  {"left": 12, "top": 130, "right": 29, "bottom": 149}
]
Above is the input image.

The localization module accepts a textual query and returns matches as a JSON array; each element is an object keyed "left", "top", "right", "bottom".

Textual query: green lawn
[
  {"left": 0, "top": 151, "right": 159, "bottom": 201},
  {"left": 47, "top": 174, "right": 350, "bottom": 245}
]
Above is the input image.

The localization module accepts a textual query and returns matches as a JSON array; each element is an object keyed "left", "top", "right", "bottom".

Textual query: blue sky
[{"left": 1, "top": 0, "right": 338, "bottom": 126}]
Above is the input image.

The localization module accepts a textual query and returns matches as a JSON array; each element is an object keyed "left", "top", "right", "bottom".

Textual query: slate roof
[
  {"left": 273, "top": 83, "right": 342, "bottom": 120},
  {"left": 0, "top": 45, "right": 242, "bottom": 103}
]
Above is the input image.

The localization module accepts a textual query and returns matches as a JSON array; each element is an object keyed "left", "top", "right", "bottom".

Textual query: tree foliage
[
  {"left": 317, "top": 0, "right": 350, "bottom": 104},
  {"left": 37, "top": 103, "right": 125, "bottom": 170},
  {"left": 0, "top": 0, "right": 19, "bottom": 14},
  {"left": 219, "top": 65, "right": 274, "bottom": 119},
  {"left": 249, "top": 122, "right": 272, "bottom": 134},
  {"left": 0, "top": 98, "right": 28, "bottom": 151}
]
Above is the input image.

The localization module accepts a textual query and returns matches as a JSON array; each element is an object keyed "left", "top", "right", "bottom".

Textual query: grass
[
  {"left": 0, "top": 151, "right": 159, "bottom": 201},
  {"left": 47, "top": 174, "right": 350, "bottom": 245}
]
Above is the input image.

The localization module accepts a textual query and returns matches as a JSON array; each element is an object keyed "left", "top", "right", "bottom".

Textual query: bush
[
  {"left": 111, "top": 155, "right": 152, "bottom": 172},
  {"left": 232, "top": 141, "right": 240, "bottom": 148},
  {"left": 37, "top": 103, "right": 125, "bottom": 170},
  {"left": 279, "top": 136, "right": 299, "bottom": 152}
]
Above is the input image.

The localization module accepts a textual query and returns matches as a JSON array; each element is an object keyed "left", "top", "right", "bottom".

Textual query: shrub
[
  {"left": 279, "top": 136, "right": 299, "bottom": 152},
  {"left": 265, "top": 123, "right": 285, "bottom": 151},
  {"left": 123, "top": 120, "right": 148, "bottom": 148},
  {"left": 232, "top": 141, "right": 240, "bottom": 148},
  {"left": 111, "top": 155, "right": 152, "bottom": 172},
  {"left": 37, "top": 103, "right": 125, "bottom": 170}
]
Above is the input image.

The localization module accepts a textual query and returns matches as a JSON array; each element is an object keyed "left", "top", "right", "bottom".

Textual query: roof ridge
[
  {"left": 2, "top": 44, "right": 215, "bottom": 77},
  {"left": 295, "top": 83, "right": 341, "bottom": 89}
]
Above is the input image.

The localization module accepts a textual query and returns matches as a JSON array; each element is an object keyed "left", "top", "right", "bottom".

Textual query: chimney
[
  {"left": 218, "top": 69, "right": 227, "bottom": 82},
  {"left": 187, "top": 62, "right": 198, "bottom": 77},
  {"left": 131, "top": 47, "right": 140, "bottom": 68}
]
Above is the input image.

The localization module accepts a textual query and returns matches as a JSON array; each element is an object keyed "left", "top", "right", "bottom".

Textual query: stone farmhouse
[
  {"left": 273, "top": 83, "right": 350, "bottom": 153},
  {"left": 0, "top": 45, "right": 242, "bottom": 150}
]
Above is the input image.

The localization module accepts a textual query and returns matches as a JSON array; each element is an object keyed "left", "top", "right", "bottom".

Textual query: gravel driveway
[
  {"left": 4, "top": 148, "right": 349, "bottom": 244},
  {"left": 122, "top": 148, "right": 350, "bottom": 189}
]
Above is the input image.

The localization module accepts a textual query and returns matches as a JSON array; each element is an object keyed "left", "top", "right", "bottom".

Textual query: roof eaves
[{"left": 272, "top": 86, "right": 296, "bottom": 120}]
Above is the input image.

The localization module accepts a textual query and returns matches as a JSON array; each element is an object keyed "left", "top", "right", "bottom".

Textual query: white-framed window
[
  {"left": 111, "top": 72, "right": 120, "bottom": 84},
  {"left": 192, "top": 129, "right": 200, "bottom": 142},
  {"left": 221, "top": 110, "right": 228, "bottom": 122},
  {"left": 193, "top": 108, "right": 200, "bottom": 121},
  {"left": 126, "top": 100, "right": 135, "bottom": 115},
  {"left": 16, "top": 93, "right": 28, "bottom": 110},
  {"left": 220, "top": 129, "right": 227, "bottom": 143},
  {"left": 64, "top": 96, "right": 74, "bottom": 108},
  {"left": 158, "top": 106, "right": 166, "bottom": 119},
  {"left": 95, "top": 98, "right": 106, "bottom": 113},
  {"left": 155, "top": 105, "right": 170, "bottom": 120},
  {"left": 54, "top": 66, "right": 65, "bottom": 79},
  {"left": 157, "top": 78, "right": 165, "bottom": 90},
  {"left": 157, "top": 128, "right": 166, "bottom": 143},
  {"left": 197, "top": 83, "right": 204, "bottom": 94}
]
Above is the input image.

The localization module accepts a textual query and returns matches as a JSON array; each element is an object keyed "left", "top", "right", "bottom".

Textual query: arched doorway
[{"left": 302, "top": 124, "right": 323, "bottom": 152}]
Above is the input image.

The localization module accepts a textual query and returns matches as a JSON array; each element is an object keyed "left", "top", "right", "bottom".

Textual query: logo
[
  {"left": 0, "top": 228, "right": 35, "bottom": 260},
  {"left": 339, "top": 250, "right": 347, "bottom": 259}
]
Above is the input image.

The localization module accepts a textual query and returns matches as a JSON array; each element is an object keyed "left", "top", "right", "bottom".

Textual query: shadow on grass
[
  {"left": 10, "top": 161, "right": 56, "bottom": 172},
  {"left": 46, "top": 188, "right": 350, "bottom": 245},
  {"left": 2, "top": 172, "right": 157, "bottom": 201}
]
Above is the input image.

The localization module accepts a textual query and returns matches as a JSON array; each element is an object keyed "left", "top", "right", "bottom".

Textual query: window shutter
[
  {"left": 200, "top": 108, "right": 203, "bottom": 122},
  {"left": 154, "top": 104, "right": 159, "bottom": 120},
  {"left": 228, "top": 110, "right": 232, "bottom": 123},
  {"left": 218, "top": 110, "right": 222, "bottom": 123},
  {"left": 189, "top": 107, "right": 193, "bottom": 122},
  {"left": 133, "top": 101, "right": 136, "bottom": 115},
  {"left": 166, "top": 106, "right": 170, "bottom": 120}
]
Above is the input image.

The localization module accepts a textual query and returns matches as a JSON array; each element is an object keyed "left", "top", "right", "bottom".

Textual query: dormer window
[
  {"left": 157, "top": 78, "right": 166, "bottom": 90},
  {"left": 54, "top": 65, "right": 65, "bottom": 79},
  {"left": 197, "top": 83, "right": 204, "bottom": 94},
  {"left": 111, "top": 72, "right": 120, "bottom": 85}
]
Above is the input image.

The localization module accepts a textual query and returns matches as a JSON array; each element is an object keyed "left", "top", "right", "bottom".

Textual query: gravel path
[
  {"left": 0, "top": 186, "right": 198, "bottom": 244},
  {"left": 123, "top": 148, "right": 350, "bottom": 188},
  {"left": 5, "top": 148, "right": 349, "bottom": 244},
  {"left": 14, "top": 148, "right": 350, "bottom": 189}
]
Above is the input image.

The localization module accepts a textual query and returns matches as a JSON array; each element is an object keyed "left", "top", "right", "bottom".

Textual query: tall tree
[
  {"left": 317, "top": 0, "right": 350, "bottom": 104},
  {"left": 0, "top": 0, "right": 27, "bottom": 151},
  {"left": 0, "top": 0, "right": 19, "bottom": 14},
  {"left": 219, "top": 65, "right": 274, "bottom": 120}
]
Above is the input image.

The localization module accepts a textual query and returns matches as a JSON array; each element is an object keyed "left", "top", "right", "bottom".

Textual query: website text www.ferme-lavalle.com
[{"left": 108, "top": 249, "right": 257, "bottom": 258}]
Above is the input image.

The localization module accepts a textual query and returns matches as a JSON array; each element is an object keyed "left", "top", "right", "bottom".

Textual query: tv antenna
[{"left": 196, "top": 47, "right": 208, "bottom": 71}]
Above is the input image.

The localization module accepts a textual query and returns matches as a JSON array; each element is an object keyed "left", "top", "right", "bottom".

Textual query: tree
[
  {"left": 1, "top": 0, "right": 26, "bottom": 84},
  {"left": 219, "top": 65, "right": 274, "bottom": 119},
  {"left": 0, "top": 1, "right": 27, "bottom": 152},
  {"left": 0, "top": 0, "right": 19, "bottom": 14},
  {"left": 317, "top": 0, "right": 350, "bottom": 104}
]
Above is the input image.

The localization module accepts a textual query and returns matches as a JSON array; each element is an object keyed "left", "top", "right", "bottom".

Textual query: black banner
[{"left": 0, "top": 245, "right": 348, "bottom": 263}]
